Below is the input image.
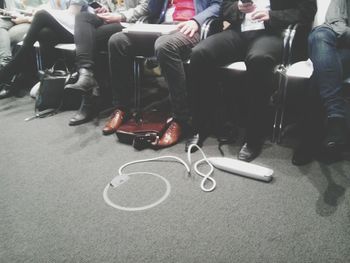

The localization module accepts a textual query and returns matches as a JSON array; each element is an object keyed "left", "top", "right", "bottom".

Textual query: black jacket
[{"left": 221, "top": 0, "right": 317, "bottom": 31}]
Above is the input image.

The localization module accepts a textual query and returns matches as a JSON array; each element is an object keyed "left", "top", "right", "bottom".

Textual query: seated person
[
  {"left": 292, "top": 0, "right": 350, "bottom": 165},
  {"left": 0, "top": 0, "right": 87, "bottom": 99},
  {"left": 102, "top": 0, "right": 221, "bottom": 148},
  {"left": 0, "top": 0, "right": 46, "bottom": 75},
  {"left": 187, "top": 0, "right": 317, "bottom": 161},
  {"left": 64, "top": 0, "right": 150, "bottom": 126}
]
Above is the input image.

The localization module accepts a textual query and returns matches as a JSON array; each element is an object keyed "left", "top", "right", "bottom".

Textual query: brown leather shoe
[
  {"left": 102, "top": 109, "right": 126, "bottom": 135},
  {"left": 157, "top": 121, "right": 182, "bottom": 147}
]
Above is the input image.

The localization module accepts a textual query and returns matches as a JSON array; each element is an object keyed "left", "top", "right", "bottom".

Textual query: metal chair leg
[
  {"left": 35, "top": 45, "right": 42, "bottom": 71},
  {"left": 272, "top": 65, "right": 287, "bottom": 143},
  {"left": 133, "top": 56, "right": 145, "bottom": 121},
  {"left": 277, "top": 75, "right": 289, "bottom": 144}
]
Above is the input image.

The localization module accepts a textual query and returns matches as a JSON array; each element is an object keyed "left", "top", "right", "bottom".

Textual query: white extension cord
[
  {"left": 103, "top": 144, "right": 216, "bottom": 211},
  {"left": 103, "top": 144, "right": 273, "bottom": 211}
]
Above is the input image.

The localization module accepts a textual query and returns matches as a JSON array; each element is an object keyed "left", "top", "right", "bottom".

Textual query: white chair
[{"left": 272, "top": 0, "right": 331, "bottom": 143}]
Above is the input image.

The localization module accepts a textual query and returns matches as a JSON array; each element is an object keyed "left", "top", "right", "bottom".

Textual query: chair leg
[
  {"left": 133, "top": 56, "right": 145, "bottom": 121},
  {"left": 35, "top": 46, "right": 43, "bottom": 71},
  {"left": 272, "top": 108, "right": 281, "bottom": 143},
  {"left": 272, "top": 67, "right": 287, "bottom": 143},
  {"left": 277, "top": 74, "right": 289, "bottom": 144}
]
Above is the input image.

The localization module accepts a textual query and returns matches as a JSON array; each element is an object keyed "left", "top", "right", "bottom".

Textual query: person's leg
[
  {"left": 67, "top": 14, "right": 124, "bottom": 126},
  {"left": 155, "top": 31, "right": 199, "bottom": 122},
  {"left": 189, "top": 29, "right": 245, "bottom": 133},
  {"left": 0, "top": 10, "right": 73, "bottom": 83},
  {"left": 309, "top": 27, "right": 346, "bottom": 119},
  {"left": 67, "top": 15, "right": 124, "bottom": 93},
  {"left": 152, "top": 31, "right": 200, "bottom": 146},
  {"left": 308, "top": 26, "right": 348, "bottom": 150},
  {"left": 103, "top": 32, "right": 158, "bottom": 134},
  {"left": 241, "top": 33, "right": 283, "bottom": 162},
  {"left": 74, "top": 12, "right": 104, "bottom": 69},
  {"left": 0, "top": 19, "right": 13, "bottom": 67},
  {"left": 36, "top": 27, "right": 72, "bottom": 69},
  {"left": 8, "top": 23, "right": 30, "bottom": 45}
]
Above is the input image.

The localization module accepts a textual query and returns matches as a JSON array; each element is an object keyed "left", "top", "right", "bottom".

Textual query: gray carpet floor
[{"left": 1, "top": 95, "right": 350, "bottom": 263}]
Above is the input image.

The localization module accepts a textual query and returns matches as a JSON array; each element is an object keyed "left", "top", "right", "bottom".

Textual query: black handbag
[
  {"left": 27, "top": 61, "right": 81, "bottom": 120},
  {"left": 35, "top": 61, "right": 70, "bottom": 113}
]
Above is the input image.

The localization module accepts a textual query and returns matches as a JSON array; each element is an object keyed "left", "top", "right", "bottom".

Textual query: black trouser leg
[
  {"left": 0, "top": 10, "right": 73, "bottom": 82},
  {"left": 244, "top": 34, "right": 283, "bottom": 143},
  {"left": 189, "top": 29, "right": 245, "bottom": 133},
  {"left": 74, "top": 12, "right": 124, "bottom": 69},
  {"left": 108, "top": 32, "right": 158, "bottom": 109}
]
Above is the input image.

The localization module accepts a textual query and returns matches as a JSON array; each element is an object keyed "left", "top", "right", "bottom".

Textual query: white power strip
[
  {"left": 207, "top": 157, "right": 273, "bottom": 182},
  {"left": 103, "top": 145, "right": 274, "bottom": 211}
]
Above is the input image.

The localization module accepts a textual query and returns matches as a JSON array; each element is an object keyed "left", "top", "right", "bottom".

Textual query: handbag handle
[{"left": 48, "top": 59, "right": 70, "bottom": 75}]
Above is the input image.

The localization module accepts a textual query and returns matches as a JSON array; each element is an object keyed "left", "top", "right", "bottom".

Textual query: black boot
[
  {"left": 65, "top": 68, "right": 99, "bottom": 94},
  {"left": 0, "top": 57, "right": 13, "bottom": 85},
  {"left": 69, "top": 95, "right": 93, "bottom": 126},
  {"left": 0, "top": 83, "right": 13, "bottom": 99},
  {"left": 323, "top": 117, "right": 348, "bottom": 150}
]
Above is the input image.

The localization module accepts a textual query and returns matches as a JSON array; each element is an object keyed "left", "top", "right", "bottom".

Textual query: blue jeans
[
  {"left": 0, "top": 19, "right": 30, "bottom": 64},
  {"left": 308, "top": 26, "right": 350, "bottom": 119}
]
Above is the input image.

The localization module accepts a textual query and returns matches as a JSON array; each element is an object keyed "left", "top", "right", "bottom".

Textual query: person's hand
[
  {"left": 251, "top": 10, "right": 270, "bottom": 22},
  {"left": 238, "top": 1, "right": 256, "bottom": 14},
  {"left": 177, "top": 20, "right": 199, "bottom": 38},
  {"left": 97, "top": 12, "right": 122, "bottom": 23},
  {"left": 95, "top": 6, "right": 109, "bottom": 14},
  {"left": 11, "top": 16, "right": 30, "bottom": 24}
]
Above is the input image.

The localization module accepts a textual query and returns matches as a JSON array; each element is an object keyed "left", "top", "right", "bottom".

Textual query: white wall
[{"left": 314, "top": 0, "right": 332, "bottom": 26}]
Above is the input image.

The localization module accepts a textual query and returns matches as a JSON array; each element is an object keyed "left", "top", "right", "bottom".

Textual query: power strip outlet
[{"left": 207, "top": 157, "right": 273, "bottom": 182}]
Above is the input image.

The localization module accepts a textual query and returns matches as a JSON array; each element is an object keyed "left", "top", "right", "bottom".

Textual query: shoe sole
[
  {"left": 102, "top": 129, "right": 116, "bottom": 136},
  {"left": 69, "top": 117, "right": 92, "bottom": 126}
]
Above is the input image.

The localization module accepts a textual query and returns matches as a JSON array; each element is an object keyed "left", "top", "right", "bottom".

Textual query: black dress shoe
[
  {"left": 185, "top": 133, "right": 205, "bottom": 153},
  {"left": 237, "top": 142, "right": 261, "bottom": 162},
  {"left": 292, "top": 144, "right": 314, "bottom": 166},
  {"left": 0, "top": 86, "right": 12, "bottom": 99},
  {"left": 69, "top": 95, "right": 93, "bottom": 126}
]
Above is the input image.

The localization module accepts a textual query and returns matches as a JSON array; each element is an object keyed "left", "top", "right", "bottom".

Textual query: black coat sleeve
[
  {"left": 221, "top": 0, "right": 242, "bottom": 25},
  {"left": 220, "top": 0, "right": 317, "bottom": 30},
  {"left": 268, "top": 0, "right": 317, "bottom": 30}
]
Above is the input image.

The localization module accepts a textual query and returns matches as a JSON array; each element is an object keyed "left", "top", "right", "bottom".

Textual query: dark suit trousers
[
  {"left": 189, "top": 28, "right": 283, "bottom": 142},
  {"left": 108, "top": 30, "right": 200, "bottom": 123}
]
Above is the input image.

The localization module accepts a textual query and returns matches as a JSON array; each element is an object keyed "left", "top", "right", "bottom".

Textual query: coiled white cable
[
  {"left": 187, "top": 144, "right": 216, "bottom": 192},
  {"left": 103, "top": 156, "right": 190, "bottom": 211},
  {"left": 103, "top": 146, "right": 216, "bottom": 211},
  {"left": 103, "top": 172, "right": 171, "bottom": 212},
  {"left": 118, "top": 155, "right": 190, "bottom": 176}
]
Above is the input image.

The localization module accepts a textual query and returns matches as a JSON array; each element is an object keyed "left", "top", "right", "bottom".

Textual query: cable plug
[{"left": 110, "top": 174, "right": 130, "bottom": 188}]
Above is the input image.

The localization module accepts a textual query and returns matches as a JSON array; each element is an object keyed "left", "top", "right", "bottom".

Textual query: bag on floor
[
  {"left": 32, "top": 61, "right": 80, "bottom": 118},
  {"left": 116, "top": 111, "right": 170, "bottom": 150},
  {"left": 35, "top": 61, "right": 70, "bottom": 112}
]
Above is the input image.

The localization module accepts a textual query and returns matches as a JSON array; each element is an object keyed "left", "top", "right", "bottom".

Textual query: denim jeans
[
  {"left": 308, "top": 26, "right": 350, "bottom": 119},
  {"left": 0, "top": 18, "right": 14, "bottom": 64}
]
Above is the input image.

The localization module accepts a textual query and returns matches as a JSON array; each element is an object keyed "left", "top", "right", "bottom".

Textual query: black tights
[
  {"left": 74, "top": 12, "right": 124, "bottom": 69},
  {"left": 0, "top": 10, "right": 73, "bottom": 83}
]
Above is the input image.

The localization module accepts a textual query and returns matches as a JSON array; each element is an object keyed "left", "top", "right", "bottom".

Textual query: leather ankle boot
[
  {"left": 65, "top": 68, "right": 99, "bottom": 94},
  {"left": 0, "top": 57, "right": 13, "bottom": 84},
  {"left": 69, "top": 95, "right": 93, "bottom": 126}
]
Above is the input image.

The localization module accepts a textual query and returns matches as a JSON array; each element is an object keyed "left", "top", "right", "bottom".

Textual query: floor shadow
[{"left": 306, "top": 161, "right": 349, "bottom": 217}]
